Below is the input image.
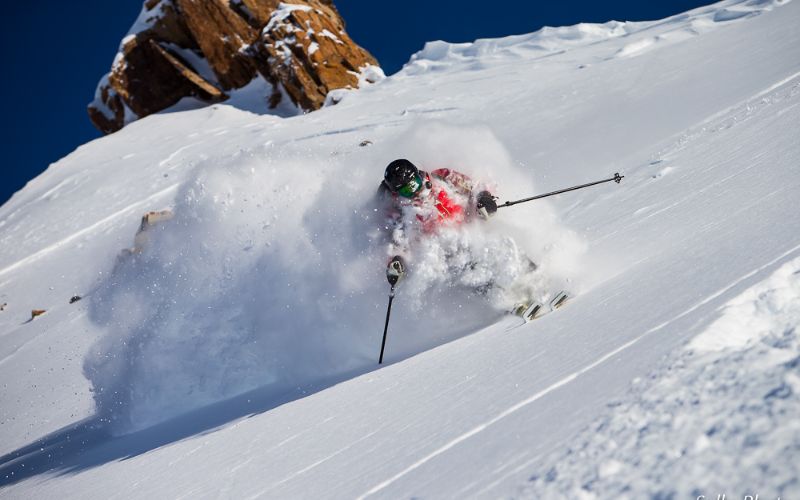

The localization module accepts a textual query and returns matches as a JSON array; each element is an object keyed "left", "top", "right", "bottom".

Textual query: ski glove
[{"left": 476, "top": 191, "right": 498, "bottom": 219}]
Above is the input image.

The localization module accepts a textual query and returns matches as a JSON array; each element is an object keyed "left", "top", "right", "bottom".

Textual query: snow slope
[
  {"left": 1, "top": 0, "right": 799, "bottom": 497},
  {"left": 525, "top": 256, "right": 800, "bottom": 498}
]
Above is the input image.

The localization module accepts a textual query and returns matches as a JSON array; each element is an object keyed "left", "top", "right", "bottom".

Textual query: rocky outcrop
[
  {"left": 256, "top": 3, "right": 380, "bottom": 110},
  {"left": 175, "top": 0, "right": 259, "bottom": 89},
  {"left": 89, "top": 0, "right": 380, "bottom": 134}
]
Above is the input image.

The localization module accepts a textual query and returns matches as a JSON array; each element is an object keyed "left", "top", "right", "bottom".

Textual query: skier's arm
[
  {"left": 431, "top": 168, "right": 497, "bottom": 217},
  {"left": 433, "top": 168, "right": 499, "bottom": 219},
  {"left": 430, "top": 168, "right": 474, "bottom": 195}
]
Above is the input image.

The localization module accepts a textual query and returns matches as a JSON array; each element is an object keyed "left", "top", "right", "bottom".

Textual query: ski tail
[
  {"left": 511, "top": 290, "right": 570, "bottom": 323},
  {"left": 549, "top": 290, "right": 569, "bottom": 311},
  {"left": 511, "top": 301, "right": 545, "bottom": 322}
]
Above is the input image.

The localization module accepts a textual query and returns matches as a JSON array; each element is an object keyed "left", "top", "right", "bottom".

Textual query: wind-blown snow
[
  {"left": 402, "top": 0, "right": 791, "bottom": 75},
  {"left": 83, "top": 122, "right": 584, "bottom": 433}
]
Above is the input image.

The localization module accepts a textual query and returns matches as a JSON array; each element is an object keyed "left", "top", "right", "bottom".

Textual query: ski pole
[
  {"left": 379, "top": 256, "right": 405, "bottom": 364},
  {"left": 498, "top": 172, "right": 624, "bottom": 209},
  {"left": 378, "top": 286, "right": 395, "bottom": 364}
]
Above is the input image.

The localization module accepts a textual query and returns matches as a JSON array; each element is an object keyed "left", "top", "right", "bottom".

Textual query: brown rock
[
  {"left": 233, "top": 0, "right": 282, "bottom": 27},
  {"left": 88, "top": 79, "right": 127, "bottom": 135},
  {"left": 175, "top": 0, "right": 259, "bottom": 89},
  {"left": 150, "top": 40, "right": 227, "bottom": 101},
  {"left": 88, "top": 0, "right": 213, "bottom": 133},
  {"left": 113, "top": 209, "right": 176, "bottom": 269},
  {"left": 257, "top": 1, "right": 378, "bottom": 110},
  {"left": 142, "top": 0, "right": 197, "bottom": 48},
  {"left": 132, "top": 210, "right": 175, "bottom": 253},
  {"left": 112, "top": 36, "right": 224, "bottom": 118},
  {"left": 31, "top": 310, "right": 46, "bottom": 320},
  {"left": 88, "top": 0, "right": 380, "bottom": 134}
]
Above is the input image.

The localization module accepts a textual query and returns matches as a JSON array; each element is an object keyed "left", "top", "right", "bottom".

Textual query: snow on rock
[
  {"left": 88, "top": 0, "right": 378, "bottom": 134},
  {"left": 359, "top": 64, "right": 386, "bottom": 85},
  {"left": 522, "top": 257, "right": 800, "bottom": 499},
  {"left": 258, "top": 1, "right": 379, "bottom": 110},
  {"left": 221, "top": 77, "right": 301, "bottom": 117},
  {"left": 262, "top": 2, "right": 313, "bottom": 33},
  {"left": 323, "top": 65, "right": 386, "bottom": 106}
]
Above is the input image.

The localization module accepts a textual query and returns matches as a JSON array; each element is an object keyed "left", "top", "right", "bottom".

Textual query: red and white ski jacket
[{"left": 378, "top": 168, "right": 490, "bottom": 256}]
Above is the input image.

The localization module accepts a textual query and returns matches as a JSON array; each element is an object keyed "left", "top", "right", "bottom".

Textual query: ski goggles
[{"left": 397, "top": 173, "right": 423, "bottom": 198}]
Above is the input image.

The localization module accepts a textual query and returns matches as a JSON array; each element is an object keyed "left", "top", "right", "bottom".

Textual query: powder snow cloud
[{"left": 83, "top": 122, "right": 584, "bottom": 433}]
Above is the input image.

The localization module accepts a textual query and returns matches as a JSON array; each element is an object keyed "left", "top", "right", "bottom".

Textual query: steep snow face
[
  {"left": 1, "top": 0, "right": 799, "bottom": 497},
  {"left": 524, "top": 256, "right": 800, "bottom": 499},
  {"left": 83, "top": 122, "right": 584, "bottom": 433}
]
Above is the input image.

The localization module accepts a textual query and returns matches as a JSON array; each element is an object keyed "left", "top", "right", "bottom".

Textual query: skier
[
  {"left": 377, "top": 158, "right": 497, "bottom": 269},
  {"left": 376, "top": 158, "right": 566, "bottom": 321}
]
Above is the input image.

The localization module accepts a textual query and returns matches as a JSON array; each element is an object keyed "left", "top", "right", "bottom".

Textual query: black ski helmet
[{"left": 383, "top": 159, "right": 419, "bottom": 192}]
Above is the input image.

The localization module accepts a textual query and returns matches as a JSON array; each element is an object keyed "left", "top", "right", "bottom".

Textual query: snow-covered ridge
[
  {"left": 404, "top": 21, "right": 640, "bottom": 73},
  {"left": 401, "top": 0, "right": 791, "bottom": 74}
]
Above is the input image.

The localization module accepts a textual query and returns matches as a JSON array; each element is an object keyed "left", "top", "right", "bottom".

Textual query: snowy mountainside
[
  {"left": 1, "top": 0, "right": 800, "bottom": 497},
  {"left": 525, "top": 256, "right": 800, "bottom": 498}
]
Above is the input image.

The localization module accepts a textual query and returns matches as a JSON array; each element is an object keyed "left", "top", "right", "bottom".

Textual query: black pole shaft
[
  {"left": 379, "top": 287, "right": 395, "bottom": 364},
  {"left": 499, "top": 173, "right": 624, "bottom": 208}
]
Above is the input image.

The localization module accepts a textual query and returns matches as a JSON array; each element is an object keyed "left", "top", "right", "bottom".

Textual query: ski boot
[{"left": 512, "top": 300, "right": 545, "bottom": 322}]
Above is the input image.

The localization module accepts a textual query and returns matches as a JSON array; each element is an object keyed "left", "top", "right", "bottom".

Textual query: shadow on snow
[{"left": 0, "top": 366, "right": 371, "bottom": 487}]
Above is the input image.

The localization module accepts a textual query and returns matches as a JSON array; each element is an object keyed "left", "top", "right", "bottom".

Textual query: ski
[
  {"left": 511, "top": 290, "right": 570, "bottom": 323},
  {"left": 549, "top": 290, "right": 569, "bottom": 311}
]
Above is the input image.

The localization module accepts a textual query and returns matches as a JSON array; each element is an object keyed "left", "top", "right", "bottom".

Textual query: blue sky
[{"left": 1, "top": 1, "right": 711, "bottom": 207}]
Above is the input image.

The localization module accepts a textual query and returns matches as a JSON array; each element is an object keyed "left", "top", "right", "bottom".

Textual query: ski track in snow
[
  {"left": 521, "top": 256, "right": 800, "bottom": 499},
  {"left": 0, "top": 310, "right": 86, "bottom": 367},
  {"left": 360, "top": 243, "right": 800, "bottom": 499},
  {"left": 253, "top": 429, "right": 382, "bottom": 498},
  {"left": 157, "top": 142, "right": 201, "bottom": 168},
  {"left": 594, "top": 70, "right": 800, "bottom": 246},
  {"left": 0, "top": 183, "right": 179, "bottom": 279}
]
